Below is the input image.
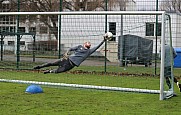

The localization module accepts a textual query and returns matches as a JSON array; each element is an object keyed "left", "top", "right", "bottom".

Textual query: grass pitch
[{"left": 0, "top": 67, "right": 181, "bottom": 114}]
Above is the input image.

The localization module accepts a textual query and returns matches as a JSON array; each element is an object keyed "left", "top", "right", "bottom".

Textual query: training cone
[{"left": 25, "top": 84, "right": 43, "bottom": 94}]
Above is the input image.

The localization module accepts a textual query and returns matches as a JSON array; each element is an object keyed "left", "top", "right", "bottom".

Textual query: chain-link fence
[{"left": 0, "top": 0, "right": 180, "bottom": 72}]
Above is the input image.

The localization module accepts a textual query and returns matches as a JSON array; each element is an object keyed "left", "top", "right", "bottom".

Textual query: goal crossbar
[{"left": 0, "top": 11, "right": 166, "bottom": 16}]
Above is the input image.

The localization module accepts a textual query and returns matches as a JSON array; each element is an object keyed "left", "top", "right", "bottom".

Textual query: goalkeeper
[
  {"left": 164, "top": 44, "right": 181, "bottom": 92},
  {"left": 33, "top": 36, "right": 108, "bottom": 74}
]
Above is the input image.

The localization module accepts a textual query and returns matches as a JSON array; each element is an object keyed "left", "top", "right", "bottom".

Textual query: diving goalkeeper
[{"left": 33, "top": 34, "right": 110, "bottom": 74}]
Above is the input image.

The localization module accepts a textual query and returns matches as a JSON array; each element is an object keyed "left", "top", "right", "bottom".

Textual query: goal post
[
  {"left": 160, "top": 12, "right": 166, "bottom": 100},
  {"left": 0, "top": 11, "right": 174, "bottom": 100},
  {"left": 160, "top": 14, "right": 175, "bottom": 100}
]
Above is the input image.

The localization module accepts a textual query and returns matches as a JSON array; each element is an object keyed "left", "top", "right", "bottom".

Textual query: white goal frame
[{"left": 0, "top": 11, "right": 170, "bottom": 100}]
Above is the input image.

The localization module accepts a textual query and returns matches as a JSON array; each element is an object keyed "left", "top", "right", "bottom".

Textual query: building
[{"left": 0, "top": 1, "right": 181, "bottom": 63}]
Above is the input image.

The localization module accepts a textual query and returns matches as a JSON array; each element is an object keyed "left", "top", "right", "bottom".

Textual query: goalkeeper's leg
[
  {"left": 44, "top": 59, "right": 75, "bottom": 74},
  {"left": 33, "top": 59, "right": 63, "bottom": 69},
  {"left": 44, "top": 65, "right": 74, "bottom": 74}
]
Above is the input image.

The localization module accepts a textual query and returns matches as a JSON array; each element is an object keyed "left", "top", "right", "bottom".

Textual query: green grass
[
  {"left": 0, "top": 69, "right": 160, "bottom": 89},
  {"left": 1, "top": 82, "right": 181, "bottom": 115},
  {"left": 0, "top": 68, "right": 181, "bottom": 114}
]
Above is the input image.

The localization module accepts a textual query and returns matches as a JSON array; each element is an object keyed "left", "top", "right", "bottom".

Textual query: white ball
[
  {"left": 107, "top": 32, "right": 113, "bottom": 38},
  {"left": 104, "top": 32, "right": 113, "bottom": 40}
]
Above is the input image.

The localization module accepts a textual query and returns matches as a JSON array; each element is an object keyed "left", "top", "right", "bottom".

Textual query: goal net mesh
[{"left": 0, "top": 11, "right": 173, "bottom": 100}]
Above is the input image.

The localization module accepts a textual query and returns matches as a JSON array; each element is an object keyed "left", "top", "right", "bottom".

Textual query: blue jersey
[{"left": 68, "top": 40, "right": 105, "bottom": 66}]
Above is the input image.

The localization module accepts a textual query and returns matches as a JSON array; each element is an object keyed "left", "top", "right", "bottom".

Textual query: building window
[
  {"left": 146, "top": 22, "right": 161, "bottom": 36},
  {"left": 0, "top": 41, "right": 4, "bottom": 45},
  {"left": 2, "top": 2, "right": 10, "bottom": 12},
  {"left": 10, "top": 26, "right": 15, "bottom": 33},
  {"left": 0, "top": 16, "right": 15, "bottom": 25},
  {"left": 0, "top": 26, "right": 15, "bottom": 35},
  {"left": 9, "top": 16, "right": 15, "bottom": 24},
  {"left": 20, "top": 41, "right": 25, "bottom": 45},
  {"left": 0, "top": 26, "right": 6, "bottom": 33},
  {"left": 8, "top": 41, "right": 25, "bottom": 46},
  {"left": 8, "top": 41, "right": 15, "bottom": 46},
  {"left": 18, "top": 27, "right": 25, "bottom": 33},
  {"left": 109, "top": 22, "right": 116, "bottom": 41},
  {"left": 2, "top": 16, "right": 10, "bottom": 24},
  {"left": 0, "top": 27, "right": 5, "bottom": 33}
]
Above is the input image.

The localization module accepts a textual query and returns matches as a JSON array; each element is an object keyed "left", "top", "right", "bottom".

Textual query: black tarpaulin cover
[{"left": 118, "top": 34, "right": 153, "bottom": 65}]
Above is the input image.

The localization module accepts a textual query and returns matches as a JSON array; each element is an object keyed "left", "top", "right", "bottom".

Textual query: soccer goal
[{"left": 0, "top": 11, "right": 174, "bottom": 100}]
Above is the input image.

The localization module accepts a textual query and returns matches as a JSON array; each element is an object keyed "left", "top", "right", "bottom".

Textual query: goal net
[{"left": 0, "top": 11, "right": 174, "bottom": 100}]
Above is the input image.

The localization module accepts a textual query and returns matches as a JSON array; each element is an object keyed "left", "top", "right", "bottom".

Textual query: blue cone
[{"left": 25, "top": 84, "right": 43, "bottom": 94}]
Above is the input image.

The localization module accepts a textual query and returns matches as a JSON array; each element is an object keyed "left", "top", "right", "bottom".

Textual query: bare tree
[
  {"left": 7, "top": 0, "right": 106, "bottom": 40},
  {"left": 160, "top": 0, "right": 181, "bottom": 13},
  {"left": 0, "top": 0, "right": 11, "bottom": 11},
  {"left": 108, "top": 0, "right": 135, "bottom": 11},
  {"left": 63, "top": 0, "right": 105, "bottom": 11},
  {"left": 8, "top": 0, "right": 60, "bottom": 40},
  {"left": 3, "top": 0, "right": 134, "bottom": 40},
  {"left": 63, "top": 0, "right": 134, "bottom": 11}
]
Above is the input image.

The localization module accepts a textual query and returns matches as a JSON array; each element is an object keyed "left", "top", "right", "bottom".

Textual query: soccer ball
[{"left": 104, "top": 32, "right": 113, "bottom": 41}]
